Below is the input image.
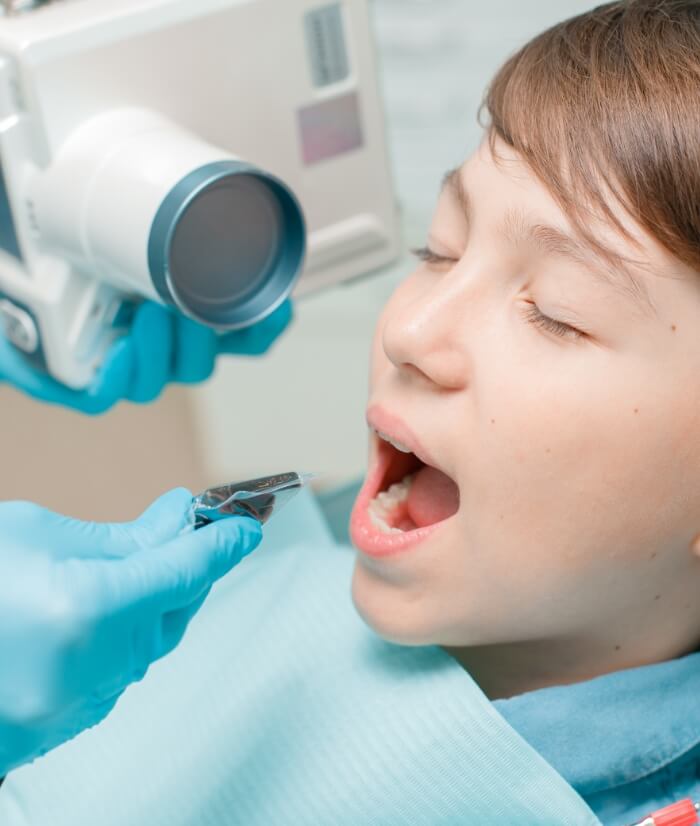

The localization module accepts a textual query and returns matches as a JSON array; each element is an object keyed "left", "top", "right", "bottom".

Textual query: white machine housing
[{"left": 0, "top": 0, "right": 400, "bottom": 387}]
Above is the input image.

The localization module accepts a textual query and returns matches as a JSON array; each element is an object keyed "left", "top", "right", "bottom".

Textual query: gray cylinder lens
[{"left": 148, "top": 161, "right": 305, "bottom": 328}]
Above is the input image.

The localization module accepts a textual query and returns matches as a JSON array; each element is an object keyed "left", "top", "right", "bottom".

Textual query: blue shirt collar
[{"left": 493, "top": 650, "right": 700, "bottom": 795}]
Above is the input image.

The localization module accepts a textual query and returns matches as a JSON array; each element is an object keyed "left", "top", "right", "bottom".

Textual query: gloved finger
[
  {"left": 0, "top": 499, "right": 158, "bottom": 561},
  {"left": 0, "top": 333, "right": 130, "bottom": 416},
  {"left": 72, "top": 692, "right": 122, "bottom": 736},
  {"left": 158, "top": 587, "right": 210, "bottom": 659},
  {"left": 171, "top": 314, "right": 217, "bottom": 384},
  {"left": 86, "top": 693, "right": 122, "bottom": 731},
  {"left": 127, "top": 303, "right": 173, "bottom": 404},
  {"left": 79, "top": 337, "right": 133, "bottom": 414},
  {"left": 107, "top": 516, "right": 262, "bottom": 616},
  {"left": 119, "top": 487, "right": 195, "bottom": 553},
  {"left": 5, "top": 489, "right": 194, "bottom": 562},
  {"left": 23, "top": 692, "right": 122, "bottom": 770},
  {"left": 94, "top": 587, "right": 210, "bottom": 694},
  {"left": 217, "top": 299, "right": 293, "bottom": 356},
  {"left": 75, "top": 487, "right": 194, "bottom": 560},
  {"left": 112, "top": 587, "right": 211, "bottom": 686}
]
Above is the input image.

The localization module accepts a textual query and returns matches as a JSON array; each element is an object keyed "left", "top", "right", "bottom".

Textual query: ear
[{"left": 690, "top": 533, "right": 700, "bottom": 558}]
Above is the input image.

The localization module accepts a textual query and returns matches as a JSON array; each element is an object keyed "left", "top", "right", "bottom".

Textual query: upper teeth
[{"left": 375, "top": 429, "right": 412, "bottom": 454}]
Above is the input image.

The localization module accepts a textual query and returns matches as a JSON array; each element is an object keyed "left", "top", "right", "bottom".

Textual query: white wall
[{"left": 190, "top": 0, "right": 596, "bottom": 489}]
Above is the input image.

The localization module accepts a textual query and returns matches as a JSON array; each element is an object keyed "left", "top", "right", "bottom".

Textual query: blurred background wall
[{"left": 0, "top": 0, "right": 594, "bottom": 519}]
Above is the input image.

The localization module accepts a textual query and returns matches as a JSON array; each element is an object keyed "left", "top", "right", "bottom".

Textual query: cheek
[{"left": 469, "top": 359, "right": 700, "bottom": 587}]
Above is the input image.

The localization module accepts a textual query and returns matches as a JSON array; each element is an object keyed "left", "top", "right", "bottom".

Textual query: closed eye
[
  {"left": 521, "top": 302, "right": 585, "bottom": 341},
  {"left": 411, "top": 246, "right": 458, "bottom": 266}
]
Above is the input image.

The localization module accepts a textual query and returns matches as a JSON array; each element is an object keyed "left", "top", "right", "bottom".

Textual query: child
[{"left": 1, "top": 2, "right": 698, "bottom": 824}]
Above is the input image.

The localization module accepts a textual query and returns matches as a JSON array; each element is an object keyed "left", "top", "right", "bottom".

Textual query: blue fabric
[
  {"left": 496, "top": 651, "right": 700, "bottom": 825},
  {"left": 0, "top": 490, "right": 600, "bottom": 826}
]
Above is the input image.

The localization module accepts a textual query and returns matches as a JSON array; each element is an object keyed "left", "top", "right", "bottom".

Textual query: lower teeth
[{"left": 368, "top": 475, "right": 415, "bottom": 534}]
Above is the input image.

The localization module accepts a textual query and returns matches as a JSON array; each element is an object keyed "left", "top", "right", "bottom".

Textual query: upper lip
[{"left": 366, "top": 404, "right": 442, "bottom": 472}]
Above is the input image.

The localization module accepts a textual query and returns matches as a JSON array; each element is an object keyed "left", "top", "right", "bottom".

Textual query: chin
[
  {"left": 350, "top": 559, "right": 446, "bottom": 646},
  {"left": 351, "top": 557, "right": 504, "bottom": 649}
]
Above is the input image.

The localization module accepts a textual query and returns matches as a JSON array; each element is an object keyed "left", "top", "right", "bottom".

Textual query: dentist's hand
[
  {"left": 0, "top": 299, "right": 292, "bottom": 414},
  {"left": 0, "top": 488, "right": 262, "bottom": 776}
]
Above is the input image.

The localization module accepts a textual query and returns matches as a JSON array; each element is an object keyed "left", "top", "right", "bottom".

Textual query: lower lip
[{"left": 350, "top": 447, "right": 444, "bottom": 558}]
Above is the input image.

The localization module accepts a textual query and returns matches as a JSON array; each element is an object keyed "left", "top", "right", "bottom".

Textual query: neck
[{"left": 442, "top": 635, "right": 689, "bottom": 700}]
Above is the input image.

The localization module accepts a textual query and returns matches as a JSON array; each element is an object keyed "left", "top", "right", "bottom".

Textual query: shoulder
[{"left": 495, "top": 651, "right": 700, "bottom": 826}]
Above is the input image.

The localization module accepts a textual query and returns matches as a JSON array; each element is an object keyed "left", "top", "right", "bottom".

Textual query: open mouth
[
  {"left": 350, "top": 412, "right": 461, "bottom": 557},
  {"left": 368, "top": 432, "right": 460, "bottom": 535}
]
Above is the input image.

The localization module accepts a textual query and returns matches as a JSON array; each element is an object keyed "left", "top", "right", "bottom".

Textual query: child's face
[{"left": 351, "top": 139, "right": 700, "bottom": 675}]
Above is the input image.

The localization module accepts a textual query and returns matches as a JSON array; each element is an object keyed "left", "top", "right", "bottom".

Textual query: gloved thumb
[
  {"left": 44, "top": 489, "right": 193, "bottom": 563},
  {"left": 122, "top": 488, "right": 195, "bottom": 553}
]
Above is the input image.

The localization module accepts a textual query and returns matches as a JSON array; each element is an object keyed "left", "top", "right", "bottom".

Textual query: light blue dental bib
[{"left": 0, "top": 494, "right": 601, "bottom": 825}]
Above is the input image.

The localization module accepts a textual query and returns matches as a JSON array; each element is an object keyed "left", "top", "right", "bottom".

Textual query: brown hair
[{"left": 483, "top": 0, "right": 700, "bottom": 273}]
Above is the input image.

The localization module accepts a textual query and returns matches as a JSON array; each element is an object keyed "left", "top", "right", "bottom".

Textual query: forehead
[{"left": 447, "top": 140, "right": 693, "bottom": 289}]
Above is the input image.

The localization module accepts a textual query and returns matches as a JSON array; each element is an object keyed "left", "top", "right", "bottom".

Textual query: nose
[{"left": 381, "top": 272, "right": 470, "bottom": 391}]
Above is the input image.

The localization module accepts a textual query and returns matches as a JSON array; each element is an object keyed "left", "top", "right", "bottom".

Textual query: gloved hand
[
  {"left": 0, "top": 488, "right": 262, "bottom": 776},
  {"left": 0, "top": 299, "right": 292, "bottom": 414}
]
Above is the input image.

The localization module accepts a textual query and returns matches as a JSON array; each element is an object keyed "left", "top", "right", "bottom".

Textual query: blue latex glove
[
  {"left": 0, "top": 488, "right": 262, "bottom": 776},
  {"left": 0, "top": 299, "right": 292, "bottom": 414}
]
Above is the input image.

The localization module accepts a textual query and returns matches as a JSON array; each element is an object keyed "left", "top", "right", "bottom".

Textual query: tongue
[{"left": 405, "top": 465, "right": 460, "bottom": 528}]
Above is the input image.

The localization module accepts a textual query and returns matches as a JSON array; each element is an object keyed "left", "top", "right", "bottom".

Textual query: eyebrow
[{"left": 440, "top": 168, "right": 656, "bottom": 316}]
